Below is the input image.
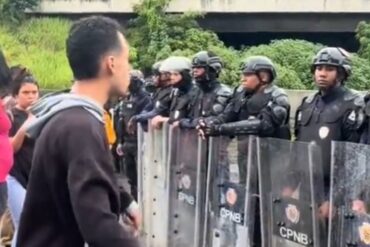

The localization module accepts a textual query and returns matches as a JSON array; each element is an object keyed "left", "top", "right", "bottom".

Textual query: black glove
[{"left": 197, "top": 118, "right": 221, "bottom": 136}]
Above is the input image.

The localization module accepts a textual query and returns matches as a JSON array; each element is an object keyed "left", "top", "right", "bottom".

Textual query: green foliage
[
  {"left": 243, "top": 39, "right": 323, "bottom": 89},
  {"left": 0, "top": 0, "right": 368, "bottom": 91},
  {"left": 16, "top": 18, "right": 70, "bottom": 52},
  {"left": 347, "top": 54, "right": 370, "bottom": 91},
  {"left": 0, "top": 0, "right": 41, "bottom": 23},
  {"left": 352, "top": 21, "right": 370, "bottom": 90},
  {"left": 274, "top": 64, "right": 306, "bottom": 90},
  {"left": 356, "top": 21, "right": 370, "bottom": 60},
  {"left": 127, "top": 0, "right": 240, "bottom": 86},
  {"left": 0, "top": 18, "right": 72, "bottom": 90}
]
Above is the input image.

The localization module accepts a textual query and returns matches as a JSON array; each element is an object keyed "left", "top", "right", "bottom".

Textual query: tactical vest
[
  {"left": 153, "top": 86, "right": 172, "bottom": 117},
  {"left": 296, "top": 87, "right": 363, "bottom": 184},
  {"left": 191, "top": 82, "right": 231, "bottom": 119},
  {"left": 169, "top": 85, "right": 199, "bottom": 123},
  {"left": 232, "top": 85, "right": 290, "bottom": 139}
]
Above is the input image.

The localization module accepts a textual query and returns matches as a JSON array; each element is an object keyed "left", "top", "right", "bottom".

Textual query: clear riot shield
[
  {"left": 203, "top": 135, "right": 259, "bottom": 247},
  {"left": 257, "top": 138, "right": 326, "bottom": 247},
  {"left": 137, "top": 123, "right": 170, "bottom": 247},
  {"left": 167, "top": 127, "right": 207, "bottom": 247},
  {"left": 329, "top": 141, "right": 370, "bottom": 247},
  {"left": 137, "top": 123, "right": 151, "bottom": 243}
]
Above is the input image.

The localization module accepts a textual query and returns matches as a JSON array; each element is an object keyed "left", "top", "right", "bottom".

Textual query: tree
[
  {"left": 0, "top": 0, "right": 41, "bottom": 23},
  {"left": 127, "top": 0, "right": 241, "bottom": 86},
  {"left": 356, "top": 21, "right": 370, "bottom": 61},
  {"left": 243, "top": 40, "right": 323, "bottom": 89}
]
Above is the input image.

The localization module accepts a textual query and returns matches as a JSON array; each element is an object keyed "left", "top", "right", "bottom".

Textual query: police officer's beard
[
  {"left": 317, "top": 79, "right": 341, "bottom": 95},
  {"left": 194, "top": 71, "right": 208, "bottom": 84},
  {"left": 196, "top": 71, "right": 218, "bottom": 92}
]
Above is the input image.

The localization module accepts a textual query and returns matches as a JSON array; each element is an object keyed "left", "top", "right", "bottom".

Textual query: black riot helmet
[
  {"left": 241, "top": 56, "right": 277, "bottom": 83},
  {"left": 311, "top": 47, "right": 351, "bottom": 81},
  {"left": 192, "top": 51, "right": 223, "bottom": 82}
]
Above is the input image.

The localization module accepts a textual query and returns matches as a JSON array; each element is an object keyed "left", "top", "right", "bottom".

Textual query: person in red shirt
[{"left": 0, "top": 50, "right": 13, "bottom": 217}]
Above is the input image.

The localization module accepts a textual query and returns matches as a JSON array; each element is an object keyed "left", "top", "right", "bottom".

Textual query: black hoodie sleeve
[{"left": 65, "top": 115, "right": 139, "bottom": 247}]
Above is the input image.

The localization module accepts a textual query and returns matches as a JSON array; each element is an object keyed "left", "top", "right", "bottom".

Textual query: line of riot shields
[{"left": 137, "top": 123, "right": 370, "bottom": 247}]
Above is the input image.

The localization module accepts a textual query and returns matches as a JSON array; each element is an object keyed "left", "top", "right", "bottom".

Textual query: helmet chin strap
[{"left": 251, "top": 72, "right": 268, "bottom": 93}]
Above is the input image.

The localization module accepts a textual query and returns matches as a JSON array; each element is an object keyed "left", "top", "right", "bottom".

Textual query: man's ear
[{"left": 104, "top": 55, "right": 116, "bottom": 76}]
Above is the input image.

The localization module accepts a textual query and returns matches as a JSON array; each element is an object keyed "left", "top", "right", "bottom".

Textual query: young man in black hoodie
[{"left": 16, "top": 16, "right": 140, "bottom": 247}]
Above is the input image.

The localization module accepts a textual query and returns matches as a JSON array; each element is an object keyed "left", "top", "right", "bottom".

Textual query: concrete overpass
[
  {"left": 36, "top": 0, "right": 370, "bottom": 33},
  {"left": 36, "top": 0, "right": 370, "bottom": 50}
]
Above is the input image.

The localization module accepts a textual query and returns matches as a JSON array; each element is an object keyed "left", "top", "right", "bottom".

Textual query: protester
[
  {"left": 7, "top": 67, "right": 39, "bottom": 247},
  {"left": 17, "top": 16, "right": 140, "bottom": 247}
]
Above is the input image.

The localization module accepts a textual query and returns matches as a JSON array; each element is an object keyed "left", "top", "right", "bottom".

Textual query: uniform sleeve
[
  {"left": 135, "top": 94, "right": 171, "bottom": 122},
  {"left": 341, "top": 106, "right": 365, "bottom": 143},
  {"left": 179, "top": 87, "right": 232, "bottom": 129},
  {"left": 66, "top": 119, "right": 139, "bottom": 247},
  {"left": 294, "top": 97, "right": 307, "bottom": 141},
  {"left": 210, "top": 87, "right": 232, "bottom": 117},
  {"left": 259, "top": 94, "right": 290, "bottom": 136},
  {"left": 217, "top": 94, "right": 290, "bottom": 137},
  {"left": 137, "top": 93, "right": 152, "bottom": 113},
  {"left": 210, "top": 99, "right": 238, "bottom": 125}
]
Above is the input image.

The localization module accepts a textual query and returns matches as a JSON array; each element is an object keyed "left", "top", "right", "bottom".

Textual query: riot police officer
[
  {"left": 128, "top": 61, "right": 173, "bottom": 130},
  {"left": 179, "top": 51, "right": 232, "bottom": 129},
  {"left": 115, "top": 70, "right": 151, "bottom": 200},
  {"left": 198, "top": 56, "right": 290, "bottom": 183},
  {"left": 151, "top": 56, "right": 198, "bottom": 128},
  {"left": 198, "top": 55, "right": 290, "bottom": 138},
  {"left": 295, "top": 47, "right": 365, "bottom": 216}
]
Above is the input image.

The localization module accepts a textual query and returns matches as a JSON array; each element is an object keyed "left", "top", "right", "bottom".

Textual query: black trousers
[{"left": 122, "top": 143, "right": 138, "bottom": 201}]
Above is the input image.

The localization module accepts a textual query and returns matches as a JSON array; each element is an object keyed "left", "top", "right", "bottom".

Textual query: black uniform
[
  {"left": 116, "top": 88, "right": 150, "bottom": 199},
  {"left": 206, "top": 85, "right": 291, "bottom": 139},
  {"left": 295, "top": 86, "right": 365, "bottom": 191},
  {"left": 181, "top": 51, "right": 231, "bottom": 128},
  {"left": 132, "top": 85, "right": 172, "bottom": 124},
  {"left": 168, "top": 81, "right": 198, "bottom": 124},
  {"left": 204, "top": 84, "right": 290, "bottom": 184},
  {"left": 179, "top": 80, "right": 231, "bottom": 129}
]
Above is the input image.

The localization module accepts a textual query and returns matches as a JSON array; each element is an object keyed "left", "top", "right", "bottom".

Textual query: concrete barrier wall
[
  {"left": 286, "top": 90, "right": 312, "bottom": 121},
  {"left": 38, "top": 0, "right": 370, "bottom": 13},
  {"left": 41, "top": 88, "right": 363, "bottom": 126}
]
